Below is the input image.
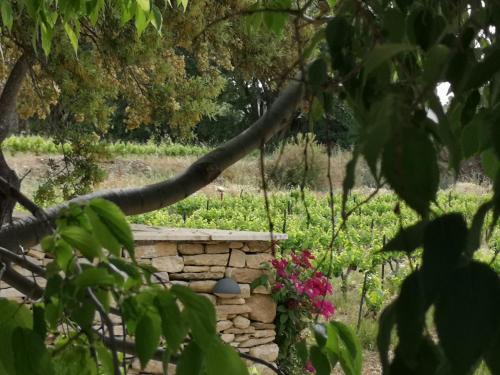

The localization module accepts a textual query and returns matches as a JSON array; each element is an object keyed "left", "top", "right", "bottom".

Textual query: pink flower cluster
[{"left": 271, "top": 250, "right": 335, "bottom": 319}]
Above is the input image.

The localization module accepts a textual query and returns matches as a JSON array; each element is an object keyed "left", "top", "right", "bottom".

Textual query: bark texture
[{"left": 0, "top": 54, "right": 31, "bottom": 225}]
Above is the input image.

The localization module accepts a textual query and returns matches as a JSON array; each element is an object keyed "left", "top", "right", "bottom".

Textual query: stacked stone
[{"left": 132, "top": 238, "right": 281, "bottom": 374}]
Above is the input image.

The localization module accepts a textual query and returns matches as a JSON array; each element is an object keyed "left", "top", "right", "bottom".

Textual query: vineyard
[
  {"left": 131, "top": 190, "right": 500, "bottom": 319},
  {"left": 3, "top": 135, "right": 211, "bottom": 157}
]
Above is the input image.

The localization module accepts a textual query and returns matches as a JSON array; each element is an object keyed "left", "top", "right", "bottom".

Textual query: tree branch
[
  {"left": 0, "top": 246, "right": 46, "bottom": 276},
  {"left": 99, "top": 334, "right": 285, "bottom": 375},
  {"left": 1, "top": 265, "right": 43, "bottom": 299},
  {"left": 0, "top": 77, "right": 305, "bottom": 251}
]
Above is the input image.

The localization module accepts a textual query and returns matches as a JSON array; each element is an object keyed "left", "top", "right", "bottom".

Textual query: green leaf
[
  {"left": 205, "top": 341, "right": 248, "bottom": 375},
  {"left": 295, "top": 340, "right": 309, "bottom": 366},
  {"left": 71, "top": 297, "right": 96, "bottom": 329},
  {"left": 89, "top": 0, "right": 104, "bottom": 24},
  {"left": 377, "top": 301, "right": 396, "bottom": 372},
  {"left": 60, "top": 225, "right": 102, "bottom": 260},
  {"left": 150, "top": 4, "right": 162, "bottom": 32},
  {"left": 412, "top": 8, "right": 445, "bottom": 51},
  {"left": 136, "top": 0, "right": 150, "bottom": 12},
  {"left": 382, "top": 127, "right": 439, "bottom": 217},
  {"left": 461, "top": 90, "right": 481, "bottom": 125},
  {"left": 383, "top": 8, "right": 405, "bottom": 43},
  {"left": 75, "top": 267, "right": 116, "bottom": 288},
  {"left": 461, "top": 121, "right": 480, "bottom": 159},
  {"left": 363, "top": 43, "right": 415, "bottom": 79},
  {"left": 40, "top": 21, "right": 54, "bottom": 56},
  {"left": 136, "top": 311, "right": 162, "bottom": 368},
  {"left": 45, "top": 298, "right": 63, "bottom": 330},
  {"left": 435, "top": 262, "right": 500, "bottom": 374},
  {"left": 324, "top": 324, "right": 340, "bottom": 367},
  {"left": 485, "top": 331, "right": 500, "bottom": 374},
  {"left": 52, "top": 344, "right": 97, "bottom": 375},
  {"left": 463, "top": 47, "right": 500, "bottom": 92},
  {"left": 310, "top": 96, "right": 324, "bottom": 122},
  {"left": 492, "top": 115, "right": 500, "bottom": 162},
  {"left": 12, "top": 327, "right": 54, "bottom": 375},
  {"left": 33, "top": 304, "right": 46, "bottom": 340},
  {"left": 263, "top": 11, "right": 287, "bottom": 35},
  {"left": 394, "top": 271, "right": 427, "bottom": 364},
  {"left": 155, "top": 291, "right": 188, "bottom": 353},
  {"left": 176, "top": 342, "right": 203, "bottom": 375},
  {"left": 308, "top": 58, "right": 328, "bottom": 88},
  {"left": 0, "top": 299, "right": 32, "bottom": 375},
  {"left": 381, "top": 221, "right": 427, "bottom": 253},
  {"left": 466, "top": 201, "right": 493, "bottom": 256},
  {"left": 171, "top": 285, "right": 216, "bottom": 347},
  {"left": 178, "top": 0, "right": 188, "bottom": 10},
  {"left": 88, "top": 199, "right": 134, "bottom": 255},
  {"left": 135, "top": 7, "right": 149, "bottom": 36},
  {"left": 63, "top": 22, "right": 79, "bottom": 54},
  {"left": 423, "top": 44, "right": 450, "bottom": 85},
  {"left": 1, "top": 0, "right": 13, "bottom": 30},
  {"left": 422, "top": 214, "right": 468, "bottom": 286},
  {"left": 310, "top": 345, "right": 331, "bottom": 375},
  {"left": 326, "top": 16, "right": 350, "bottom": 53},
  {"left": 95, "top": 342, "right": 114, "bottom": 375},
  {"left": 360, "top": 94, "right": 397, "bottom": 176},
  {"left": 480, "top": 148, "right": 500, "bottom": 179},
  {"left": 54, "top": 240, "right": 74, "bottom": 270},
  {"left": 342, "top": 152, "right": 358, "bottom": 217},
  {"left": 329, "top": 321, "right": 363, "bottom": 375},
  {"left": 85, "top": 206, "right": 121, "bottom": 256}
]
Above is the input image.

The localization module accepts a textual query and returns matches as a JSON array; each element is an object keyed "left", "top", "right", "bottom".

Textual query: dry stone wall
[{"left": 0, "top": 225, "right": 285, "bottom": 375}]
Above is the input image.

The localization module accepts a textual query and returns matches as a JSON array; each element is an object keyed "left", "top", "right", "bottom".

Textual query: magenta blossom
[
  {"left": 273, "top": 282, "right": 284, "bottom": 291},
  {"left": 313, "top": 299, "right": 336, "bottom": 319},
  {"left": 304, "top": 361, "right": 316, "bottom": 373}
]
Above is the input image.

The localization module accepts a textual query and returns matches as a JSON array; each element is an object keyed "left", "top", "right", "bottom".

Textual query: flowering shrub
[
  {"left": 271, "top": 251, "right": 335, "bottom": 320},
  {"left": 267, "top": 250, "right": 335, "bottom": 374}
]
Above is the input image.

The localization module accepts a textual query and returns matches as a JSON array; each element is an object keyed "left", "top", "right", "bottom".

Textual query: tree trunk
[{"left": 0, "top": 53, "right": 31, "bottom": 225}]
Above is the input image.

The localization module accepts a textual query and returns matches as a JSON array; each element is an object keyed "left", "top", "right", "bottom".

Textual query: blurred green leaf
[
  {"left": 155, "top": 291, "right": 188, "bottom": 353},
  {"left": 12, "top": 327, "right": 55, "bottom": 375},
  {"left": 310, "top": 345, "right": 331, "bottom": 375},
  {"left": 205, "top": 341, "right": 248, "bottom": 375},
  {"left": 364, "top": 43, "right": 415, "bottom": 79},
  {"left": 381, "top": 221, "right": 427, "bottom": 253},
  {"left": 176, "top": 341, "right": 203, "bottom": 375},
  {"left": 382, "top": 127, "right": 439, "bottom": 216},
  {"left": 60, "top": 226, "right": 102, "bottom": 260},
  {"left": 136, "top": 311, "right": 162, "bottom": 368},
  {"left": 88, "top": 199, "right": 134, "bottom": 255},
  {"left": 75, "top": 268, "right": 116, "bottom": 288}
]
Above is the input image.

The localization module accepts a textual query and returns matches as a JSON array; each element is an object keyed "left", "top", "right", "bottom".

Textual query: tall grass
[{"left": 3, "top": 135, "right": 211, "bottom": 157}]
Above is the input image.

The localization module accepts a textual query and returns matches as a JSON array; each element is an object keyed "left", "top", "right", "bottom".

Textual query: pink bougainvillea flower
[
  {"left": 304, "top": 361, "right": 316, "bottom": 373},
  {"left": 271, "top": 259, "right": 289, "bottom": 278},
  {"left": 273, "top": 282, "right": 284, "bottom": 291},
  {"left": 314, "top": 299, "right": 336, "bottom": 319}
]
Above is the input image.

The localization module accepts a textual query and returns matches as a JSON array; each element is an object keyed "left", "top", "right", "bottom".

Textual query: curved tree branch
[{"left": 0, "top": 77, "right": 305, "bottom": 251}]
